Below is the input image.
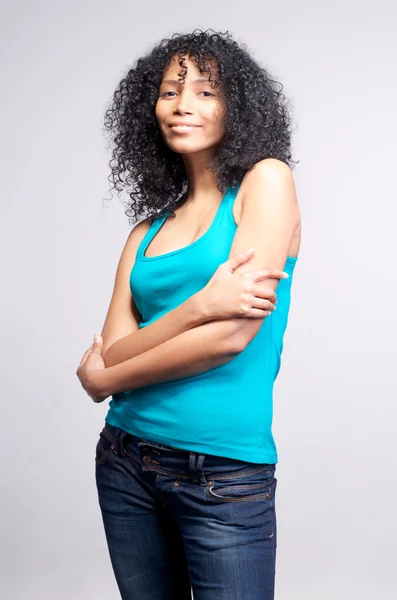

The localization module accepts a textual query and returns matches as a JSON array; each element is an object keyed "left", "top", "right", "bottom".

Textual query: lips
[{"left": 169, "top": 122, "right": 201, "bottom": 128}]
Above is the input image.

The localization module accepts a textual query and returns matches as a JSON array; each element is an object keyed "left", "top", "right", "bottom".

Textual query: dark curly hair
[{"left": 102, "top": 29, "right": 298, "bottom": 224}]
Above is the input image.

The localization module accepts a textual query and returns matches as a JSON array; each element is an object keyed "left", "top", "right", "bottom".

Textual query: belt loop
[
  {"left": 118, "top": 429, "right": 129, "bottom": 456},
  {"left": 197, "top": 454, "right": 207, "bottom": 484},
  {"left": 189, "top": 453, "right": 196, "bottom": 471},
  {"left": 189, "top": 453, "right": 207, "bottom": 484}
]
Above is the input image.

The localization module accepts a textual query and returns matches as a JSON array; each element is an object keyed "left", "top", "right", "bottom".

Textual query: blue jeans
[{"left": 95, "top": 421, "right": 278, "bottom": 599}]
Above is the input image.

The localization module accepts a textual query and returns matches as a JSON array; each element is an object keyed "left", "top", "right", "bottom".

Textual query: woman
[{"left": 77, "top": 29, "right": 301, "bottom": 600}]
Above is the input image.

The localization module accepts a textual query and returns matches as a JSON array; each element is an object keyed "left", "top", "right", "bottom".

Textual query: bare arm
[
  {"left": 93, "top": 161, "right": 298, "bottom": 399},
  {"left": 222, "top": 159, "right": 301, "bottom": 349},
  {"left": 101, "top": 214, "right": 236, "bottom": 369},
  {"left": 95, "top": 215, "right": 240, "bottom": 399},
  {"left": 101, "top": 219, "right": 276, "bottom": 370},
  {"left": 95, "top": 318, "right": 242, "bottom": 398},
  {"left": 103, "top": 289, "right": 210, "bottom": 368}
]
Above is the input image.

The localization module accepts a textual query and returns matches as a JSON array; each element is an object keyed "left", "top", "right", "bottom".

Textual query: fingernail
[
  {"left": 246, "top": 248, "right": 254, "bottom": 253},
  {"left": 283, "top": 272, "right": 289, "bottom": 278},
  {"left": 94, "top": 334, "right": 101, "bottom": 343}
]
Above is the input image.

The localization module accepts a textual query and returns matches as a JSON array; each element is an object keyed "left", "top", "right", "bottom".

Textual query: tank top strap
[
  {"left": 137, "top": 179, "right": 243, "bottom": 259},
  {"left": 221, "top": 178, "right": 243, "bottom": 225},
  {"left": 229, "top": 179, "right": 243, "bottom": 202},
  {"left": 136, "top": 213, "right": 168, "bottom": 260}
]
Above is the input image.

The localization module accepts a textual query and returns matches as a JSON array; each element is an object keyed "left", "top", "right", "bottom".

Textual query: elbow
[
  {"left": 229, "top": 333, "right": 248, "bottom": 355},
  {"left": 220, "top": 326, "right": 247, "bottom": 356},
  {"left": 221, "top": 316, "right": 265, "bottom": 355},
  {"left": 222, "top": 341, "right": 243, "bottom": 357}
]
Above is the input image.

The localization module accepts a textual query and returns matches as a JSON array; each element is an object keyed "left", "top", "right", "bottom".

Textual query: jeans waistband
[{"left": 102, "top": 421, "right": 274, "bottom": 485}]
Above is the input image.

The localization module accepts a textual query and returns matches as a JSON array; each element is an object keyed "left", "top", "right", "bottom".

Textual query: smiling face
[{"left": 155, "top": 54, "right": 227, "bottom": 157}]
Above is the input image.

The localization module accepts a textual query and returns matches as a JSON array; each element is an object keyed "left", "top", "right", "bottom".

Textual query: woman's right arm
[
  {"left": 101, "top": 221, "right": 284, "bottom": 369},
  {"left": 100, "top": 218, "right": 213, "bottom": 368},
  {"left": 103, "top": 291, "right": 210, "bottom": 368}
]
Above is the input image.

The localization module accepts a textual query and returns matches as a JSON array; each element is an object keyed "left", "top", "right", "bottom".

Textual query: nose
[
  {"left": 173, "top": 89, "right": 194, "bottom": 115},
  {"left": 174, "top": 103, "right": 193, "bottom": 115}
]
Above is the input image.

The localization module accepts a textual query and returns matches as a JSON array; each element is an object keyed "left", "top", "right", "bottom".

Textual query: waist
[{"left": 101, "top": 421, "right": 275, "bottom": 478}]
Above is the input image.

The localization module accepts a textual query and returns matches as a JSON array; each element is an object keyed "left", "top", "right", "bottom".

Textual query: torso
[{"left": 140, "top": 179, "right": 301, "bottom": 259}]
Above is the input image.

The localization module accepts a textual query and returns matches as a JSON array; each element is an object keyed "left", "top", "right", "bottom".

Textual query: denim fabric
[{"left": 95, "top": 421, "right": 278, "bottom": 600}]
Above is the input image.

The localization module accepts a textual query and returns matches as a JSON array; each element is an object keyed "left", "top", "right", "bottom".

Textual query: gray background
[{"left": 1, "top": 1, "right": 396, "bottom": 598}]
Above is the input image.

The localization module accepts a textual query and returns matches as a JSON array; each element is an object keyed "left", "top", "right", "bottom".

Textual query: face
[{"left": 155, "top": 54, "right": 226, "bottom": 157}]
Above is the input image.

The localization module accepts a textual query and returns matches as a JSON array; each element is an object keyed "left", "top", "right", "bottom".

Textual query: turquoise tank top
[{"left": 105, "top": 182, "right": 298, "bottom": 464}]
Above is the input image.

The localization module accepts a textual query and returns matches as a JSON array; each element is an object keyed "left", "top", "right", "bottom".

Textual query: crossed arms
[{"left": 94, "top": 159, "right": 300, "bottom": 399}]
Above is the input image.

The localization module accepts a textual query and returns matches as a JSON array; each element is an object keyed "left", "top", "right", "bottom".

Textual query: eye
[{"left": 159, "top": 90, "right": 215, "bottom": 98}]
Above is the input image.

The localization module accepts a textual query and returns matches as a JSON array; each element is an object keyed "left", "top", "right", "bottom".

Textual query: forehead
[{"left": 162, "top": 54, "right": 219, "bottom": 81}]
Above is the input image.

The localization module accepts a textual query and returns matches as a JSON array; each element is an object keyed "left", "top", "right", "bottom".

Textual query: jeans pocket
[{"left": 205, "top": 465, "right": 277, "bottom": 503}]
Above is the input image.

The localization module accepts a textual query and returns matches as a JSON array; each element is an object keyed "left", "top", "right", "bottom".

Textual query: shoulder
[
  {"left": 125, "top": 215, "right": 153, "bottom": 248},
  {"left": 131, "top": 215, "right": 153, "bottom": 235},
  {"left": 240, "top": 158, "right": 294, "bottom": 194},
  {"left": 111, "top": 216, "right": 153, "bottom": 268}
]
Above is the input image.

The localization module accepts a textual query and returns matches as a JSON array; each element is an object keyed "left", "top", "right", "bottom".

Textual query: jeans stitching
[
  {"left": 122, "top": 451, "right": 273, "bottom": 482},
  {"left": 102, "top": 426, "right": 117, "bottom": 446},
  {"left": 211, "top": 479, "right": 274, "bottom": 493},
  {"left": 206, "top": 478, "right": 276, "bottom": 502},
  {"left": 95, "top": 439, "right": 112, "bottom": 465},
  {"left": 103, "top": 424, "right": 275, "bottom": 482},
  {"left": 205, "top": 485, "right": 272, "bottom": 502}
]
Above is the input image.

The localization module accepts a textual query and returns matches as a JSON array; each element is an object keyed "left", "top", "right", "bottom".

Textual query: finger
[
  {"left": 80, "top": 344, "right": 94, "bottom": 365},
  {"left": 90, "top": 342, "right": 102, "bottom": 354},
  {"left": 224, "top": 249, "right": 255, "bottom": 273},
  {"left": 251, "top": 297, "right": 276, "bottom": 311},
  {"left": 249, "top": 308, "right": 273, "bottom": 318},
  {"left": 90, "top": 334, "right": 103, "bottom": 355},
  {"left": 78, "top": 344, "right": 94, "bottom": 368},
  {"left": 251, "top": 284, "right": 277, "bottom": 303},
  {"left": 251, "top": 268, "right": 289, "bottom": 281}
]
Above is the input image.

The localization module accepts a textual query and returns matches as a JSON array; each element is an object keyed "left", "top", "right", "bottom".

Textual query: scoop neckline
[{"left": 138, "top": 185, "right": 232, "bottom": 262}]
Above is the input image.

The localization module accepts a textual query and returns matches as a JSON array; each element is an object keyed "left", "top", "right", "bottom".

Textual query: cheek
[
  {"left": 154, "top": 101, "right": 165, "bottom": 123},
  {"left": 212, "top": 101, "right": 226, "bottom": 124},
  {"left": 208, "top": 106, "right": 226, "bottom": 136}
]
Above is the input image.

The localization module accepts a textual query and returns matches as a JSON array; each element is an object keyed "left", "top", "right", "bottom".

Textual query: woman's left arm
[
  {"left": 93, "top": 317, "right": 243, "bottom": 398},
  {"left": 221, "top": 158, "right": 301, "bottom": 349}
]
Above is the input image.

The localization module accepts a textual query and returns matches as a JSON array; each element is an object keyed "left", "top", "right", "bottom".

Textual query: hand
[
  {"left": 201, "top": 248, "right": 289, "bottom": 320},
  {"left": 76, "top": 334, "right": 108, "bottom": 403}
]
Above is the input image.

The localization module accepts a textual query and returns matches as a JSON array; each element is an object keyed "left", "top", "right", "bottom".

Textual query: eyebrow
[{"left": 160, "top": 78, "right": 216, "bottom": 85}]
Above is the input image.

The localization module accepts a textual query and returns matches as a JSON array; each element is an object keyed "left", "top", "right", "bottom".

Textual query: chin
[{"left": 167, "top": 141, "right": 209, "bottom": 153}]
